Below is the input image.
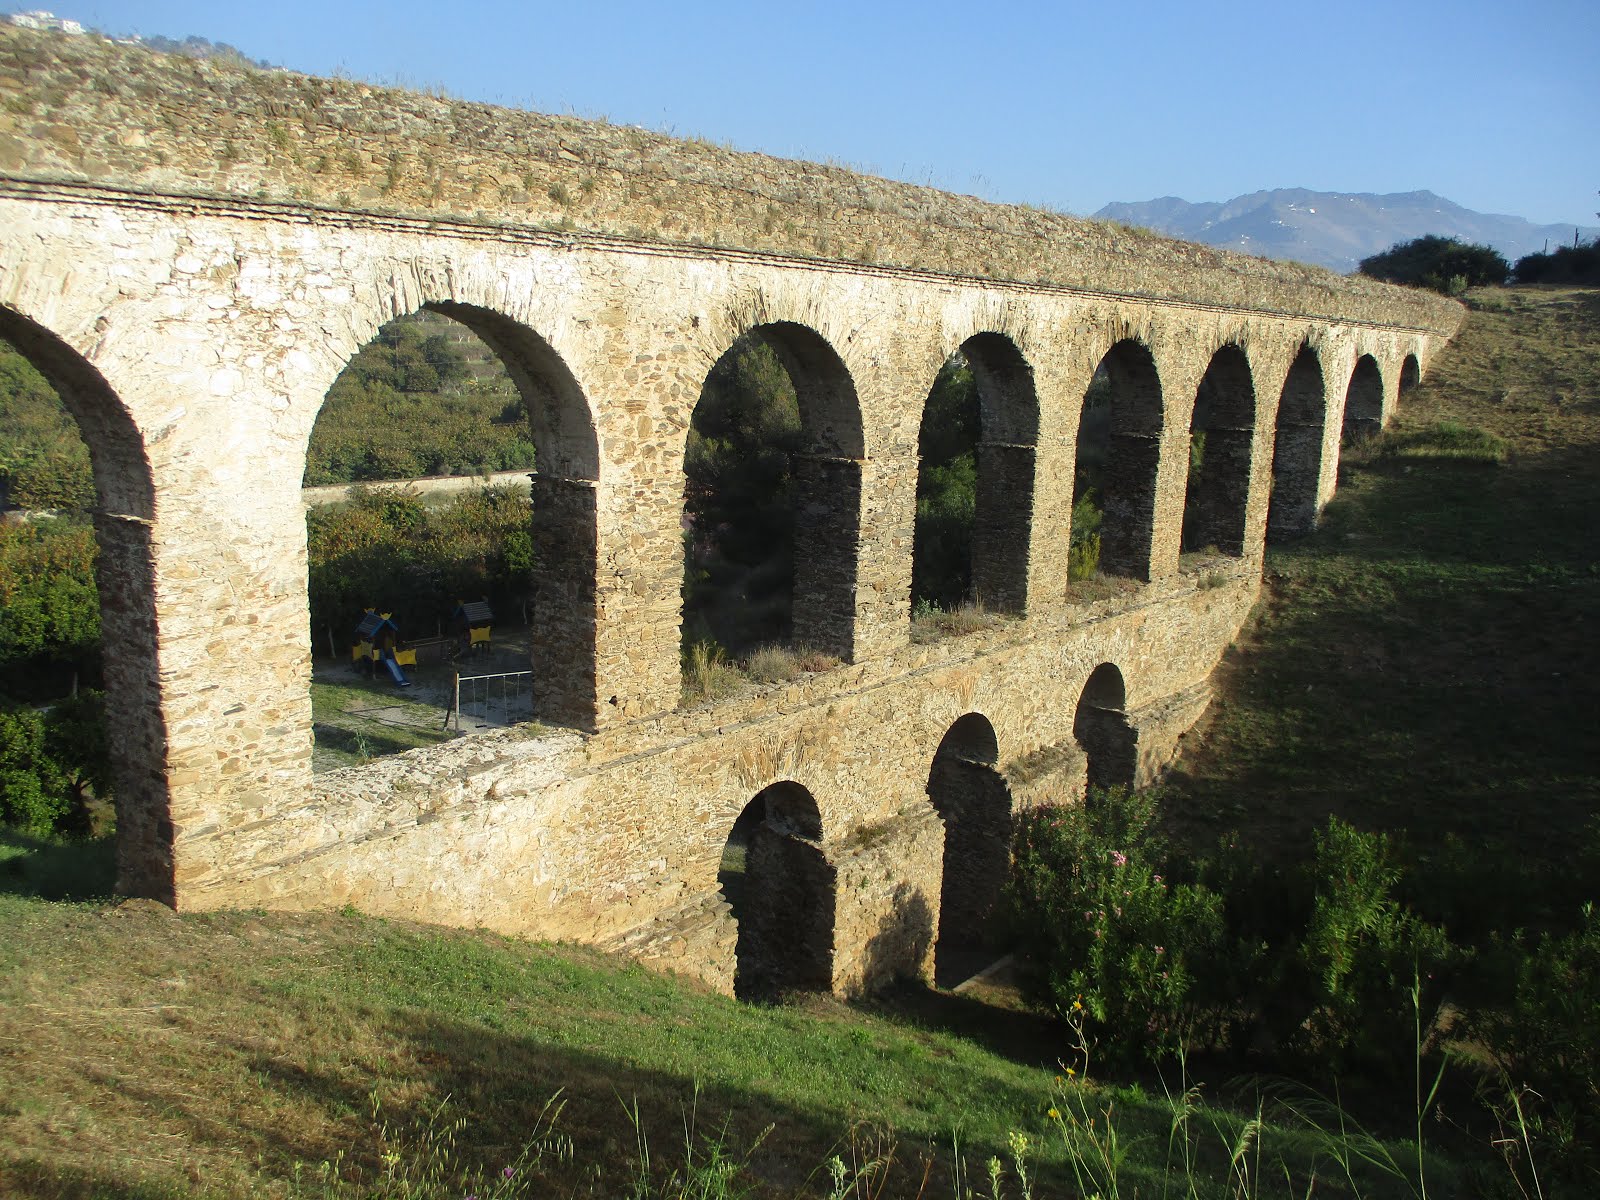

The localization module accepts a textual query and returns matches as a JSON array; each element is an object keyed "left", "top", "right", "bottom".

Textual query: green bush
[
  {"left": 304, "top": 312, "right": 537, "bottom": 487},
  {"left": 1514, "top": 239, "right": 1600, "bottom": 285},
  {"left": 1470, "top": 904, "right": 1600, "bottom": 1186},
  {"left": 0, "top": 690, "right": 110, "bottom": 836},
  {"left": 0, "top": 518, "right": 100, "bottom": 685},
  {"left": 681, "top": 337, "right": 802, "bottom": 654},
  {"left": 1358, "top": 235, "right": 1510, "bottom": 295},
  {"left": 306, "top": 483, "right": 533, "bottom": 642},
  {"left": 0, "top": 338, "right": 94, "bottom": 511},
  {"left": 1288, "top": 818, "right": 1456, "bottom": 1075},
  {"left": 1067, "top": 493, "right": 1102, "bottom": 582},
  {"left": 1007, "top": 789, "right": 1229, "bottom": 1061},
  {"left": 911, "top": 357, "right": 978, "bottom": 610}
]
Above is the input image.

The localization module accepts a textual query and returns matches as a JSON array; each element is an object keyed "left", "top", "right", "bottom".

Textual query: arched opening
[
  {"left": 910, "top": 334, "right": 1038, "bottom": 623},
  {"left": 1074, "top": 664, "right": 1135, "bottom": 794},
  {"left": 718, "top": 780, "right": 835, "bottom": 1000},
  {"left": 1400, "top": 355, "right": 1422, "bottom": 395},
  {"left": 1267, "top": 345, "right": 1327, "bottom": 542},
  {"left": 1072, "top": 340, "right": 1163, "bottom": 583},
  {"left": 681, "top": 322, "right": 863, "bottom": 677},
  {"left": 1342, "top": 355, "right": 1384, "bottom": 445},
  {"left": 0, "top": 307, "right": 166, "bottom": 900},
  {"left": 925, "top": 713, "right": 1012, "bottom": 987},
  {"left": 1182, "top": 345, "right": 1256, "bottom": 556},
  {"left": 303, "top": 303, "right": 599, "bottom": 765}
]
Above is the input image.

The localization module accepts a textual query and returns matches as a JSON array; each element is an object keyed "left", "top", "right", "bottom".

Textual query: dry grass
[
  {"left": 681, "top": 642, "right": 839, "bottom": 705},
  {"left": 908, "top": 600, "right": 1006, "bottom": 643}
]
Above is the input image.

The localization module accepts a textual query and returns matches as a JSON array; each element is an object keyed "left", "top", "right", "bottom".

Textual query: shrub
[
  {"left": 0, "top": 690, "right": 110, "bottom": 836},
  {"left": 680, "top": 640, "right": 743, "bottom": 705},
  {"left": 1470, "top": 903, "right": 1600, "bottom": 1185},
  {"left": 1358, "top": 236, "right": 1510, "bottom": 295},
  {"left": 1007, "top": 789, "right": 1229, "bottom": 1062},
  {"left": 0, "top": 338, "right": 94, "bottom": 511},
  {"left": 1514, "top": 238, "right": 1600, "bottom": 285},
  {"left": 305, "top": 483, "right": 533, "bottom": 642},
  {"left": 1068, "top": 493, "right": 1102, "bottom": 582},
  {"left": 0, "top": 518, "right": 101, "bottom": 678},
  {"left": 1287, "top": 819, "right": 1456, "bottom": 1076}
]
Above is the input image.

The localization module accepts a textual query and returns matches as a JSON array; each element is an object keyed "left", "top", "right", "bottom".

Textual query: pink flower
[{"left": 1110, "top": 850, "right": 1128, "bottom": 867}]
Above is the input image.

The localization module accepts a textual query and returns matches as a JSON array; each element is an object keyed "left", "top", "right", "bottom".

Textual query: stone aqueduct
[{"left": 0, "top": 29, "right": 1462, "bottom": 994}]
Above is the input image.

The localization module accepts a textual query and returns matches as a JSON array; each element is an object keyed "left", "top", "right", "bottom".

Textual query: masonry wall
[{"left": 0, "top": 28, "right": 1463, "bottom": 993}]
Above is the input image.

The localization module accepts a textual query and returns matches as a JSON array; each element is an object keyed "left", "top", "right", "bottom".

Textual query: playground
[{"left": 310, "top": 617, "right": 540, "bottom": 773}]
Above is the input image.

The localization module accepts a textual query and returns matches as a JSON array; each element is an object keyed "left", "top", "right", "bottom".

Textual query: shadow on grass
[
  {"left": 0, "top": 827, "right": 114, "bottom": 901},
  {"left": 1166, "top": 440, "right": 1600, "bottom": 932},
  {"left": 858, "top": 977, "right": 1062, "bottom": 1069}
]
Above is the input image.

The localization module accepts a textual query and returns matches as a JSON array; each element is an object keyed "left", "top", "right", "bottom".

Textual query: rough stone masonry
[{"left": 0, "top": 25, "right": 1462, "bottom": 994}]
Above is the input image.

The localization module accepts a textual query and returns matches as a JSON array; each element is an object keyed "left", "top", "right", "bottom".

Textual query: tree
[
  {"left": 1358, "top": 236, "right": 1509, "bottom": 295},
  {"left": 0, "top": 691, "right": 110, "bottom": 836},
  {"left": 681, "top": 336, "right": 803, "bottom": 652},
  {"left": 0, "top": 337, "right": 93, "bottom": 511},
  {"left": 1514, "top": 239, "right": 1600, "bottom": 285},
  {"left": 0, "top": 519, "right": 101, "bottom": 686},
  {"left": 911, "top": 356, "right": 979, "bottom": 610}
]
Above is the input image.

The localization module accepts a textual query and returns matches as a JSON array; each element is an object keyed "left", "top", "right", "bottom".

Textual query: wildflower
[
  {"left": 502, "top": 1167, "right": 516, "bottom": 1179},
  {"left": 1154, "top": 945, "right": 1165, "bottom": 955},
  {"left": 1110, "top": 850, "right": 1128, "bottom": 867},
  {"left": 1047, "top": 1106, "right": 1061, "bottom": 1119},
  {"left": 1065, "top": 1066, "right": 1077, "bottom": 1076}
]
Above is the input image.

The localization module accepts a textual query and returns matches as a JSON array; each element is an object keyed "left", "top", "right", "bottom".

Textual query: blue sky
[{"left": 16, "top": 0, "right": 1600, "bottom": 226}]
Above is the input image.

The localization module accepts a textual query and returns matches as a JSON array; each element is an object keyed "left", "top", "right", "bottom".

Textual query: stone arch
[
  {"left": 304, "top": 301, "right": 601, "bottom": 731},
  {"left": 1267, "top": 344, "right": 1328, "bottom": 541},
  {"left": 1075, "top": 339, "right": 1164, "bottom": 581},
  {"left": 683, "top": 321, "right": 865, "bottom": 661},
  {"left": 911, "top": 332, "right": 1039, "bottom": 615},
  {"left": 718, "top": 780, "right": 835, "bottom": 1000},
  {"left": 967, "top": 333, "right": 1040, "bottom": 611},
  {"left": 1182, "top": 344, "right": 1256, "bottom": 556},
  {"left": 1074, "top": 663, "right": 1136, "bottom": 793},
  {"left": 0, "top": 305, "right": 170, "bottom": 901},
  {"left": 1342, "top": 354, "right": 1384, "bottom": 445},
  {"left": 1400, "top": 353, "right": 1422, "bottom": 394},
  {"left": 925, "top": 712, "right": 1013, "bottom": 987}
]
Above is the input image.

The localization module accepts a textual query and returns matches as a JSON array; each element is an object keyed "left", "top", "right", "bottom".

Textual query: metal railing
[{"left": 447, "top": 669, "right": 534, "bottom": 732}]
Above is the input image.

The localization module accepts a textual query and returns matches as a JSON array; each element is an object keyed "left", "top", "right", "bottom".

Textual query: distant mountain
[{"left": 1094, "top": 189, "right": 1599, "bottom": 274}]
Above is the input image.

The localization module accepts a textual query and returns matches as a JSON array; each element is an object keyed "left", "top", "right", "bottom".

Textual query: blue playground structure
[{"left": 352, "top": 610, "right": 413, "bottom": 687}]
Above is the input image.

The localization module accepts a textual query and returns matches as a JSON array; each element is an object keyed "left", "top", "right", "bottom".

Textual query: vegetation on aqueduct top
[{"left": 2, "top": 284, "right": 1598, "bottom": 1197}]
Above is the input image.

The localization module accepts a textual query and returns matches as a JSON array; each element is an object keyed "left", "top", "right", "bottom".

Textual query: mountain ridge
[{"left": 1095, "top": 188, "right": 1598, "bottom": 273}]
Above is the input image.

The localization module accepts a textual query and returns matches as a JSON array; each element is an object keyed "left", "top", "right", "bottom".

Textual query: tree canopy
[
  {"left": 304, "top": 311, "right": 538, "bottom": 486},
  {"left": 1358, "top": 235, "right": 1509, "bottom": 295}
]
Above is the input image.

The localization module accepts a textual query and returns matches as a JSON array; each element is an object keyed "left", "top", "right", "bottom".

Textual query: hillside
[
  {"left": 1168, "top": 284, "right": 1600, "bottom": 898},
  {"left": 1096, "top": 189, "right": 1600, "bottom": 273}
]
